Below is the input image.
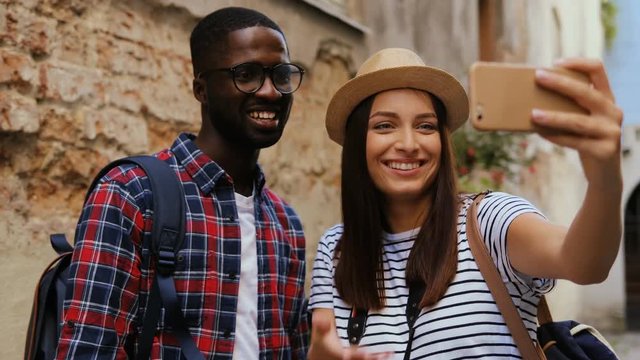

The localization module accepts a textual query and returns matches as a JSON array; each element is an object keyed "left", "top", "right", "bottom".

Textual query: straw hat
[{"left": 325, "top": 48, "right": 469, "bottom": 145}]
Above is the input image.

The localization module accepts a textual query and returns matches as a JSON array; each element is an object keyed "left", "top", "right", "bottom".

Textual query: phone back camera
[{"left": 475, "top": 104, "right": 484, "bottom": 121}]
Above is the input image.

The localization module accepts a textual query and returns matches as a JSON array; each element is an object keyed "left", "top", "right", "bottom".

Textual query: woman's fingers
[
  {"left": 553, "top": 57, "right": 615, "bottom": 100},
  {"left": 534, "top": 68, "right": 616, "bottom": 117},
  {"left": 532, "top": 109, "right": 621, "bottom": 161},
  {"left": 344, "top": 348, "right": 393, "bottom": 360},
  {"left": 536, "top": 128, "right": 619, "bottom": 161},
  {"left": 531, "top": 109, "right": 620, "bottom": 138}
]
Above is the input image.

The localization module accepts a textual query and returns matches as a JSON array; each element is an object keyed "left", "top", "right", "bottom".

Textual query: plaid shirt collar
[{"left": 170, "top": 133, "right": 266, "bottom": 195}]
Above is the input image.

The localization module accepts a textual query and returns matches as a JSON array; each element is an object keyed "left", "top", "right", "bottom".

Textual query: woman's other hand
[{"left": 309, "top": 309, "right": 392, "bottom": 360}]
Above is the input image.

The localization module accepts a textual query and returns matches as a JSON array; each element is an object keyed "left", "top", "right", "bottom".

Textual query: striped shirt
[
  {"left": 56, "top": 133, "right": 308, "bottom": 360},
  {"left": 309, "top": 192, "right": 554, "bottom": 359}
]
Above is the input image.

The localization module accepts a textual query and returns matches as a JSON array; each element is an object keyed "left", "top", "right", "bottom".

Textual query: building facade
[
  {"left": 606, "top": 0, "right": 640, "bottom": 331},
  {"left": 0, "top": 0, "right": 631, "bottom": 357}
]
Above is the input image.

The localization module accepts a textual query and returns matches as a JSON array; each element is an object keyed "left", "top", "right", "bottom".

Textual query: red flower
[
  {"left": 458, "top": 166, "right": 470, "bottom": 175},
  {"left": 466, "top": 147, "right": 476, "bottom": 158},
  {"left": 491, "top": 169, "right": 504, "bottom": 185}
]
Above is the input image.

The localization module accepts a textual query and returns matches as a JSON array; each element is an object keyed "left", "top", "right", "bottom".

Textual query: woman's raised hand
[{"left": 532, "top": 58, "right": 623, "bottom": 189}]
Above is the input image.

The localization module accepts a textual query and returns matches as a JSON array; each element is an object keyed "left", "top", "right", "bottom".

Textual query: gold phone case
[{"left": 469, "top": 62, "right": 589, "bottom": 132}]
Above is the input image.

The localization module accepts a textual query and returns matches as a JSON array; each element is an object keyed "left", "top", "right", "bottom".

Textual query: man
[{"left": 56, "top": 7, "right": 308, "bottom": 359}]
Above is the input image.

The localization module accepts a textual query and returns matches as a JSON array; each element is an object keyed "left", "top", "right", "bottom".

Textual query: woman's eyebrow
[
  {"left": 416, "top": 112, "right": 437, "bottom": 119},
  {"left": 368, "top": 111, "right": 437, "bottom": 119},
  {"left": 369, "top": 111, "right": 399, "bottom": 119}
]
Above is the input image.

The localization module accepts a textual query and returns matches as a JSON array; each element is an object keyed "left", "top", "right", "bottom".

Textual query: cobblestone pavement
[{"left": 603, "top": 331, "right": 640, "bottom": 359}]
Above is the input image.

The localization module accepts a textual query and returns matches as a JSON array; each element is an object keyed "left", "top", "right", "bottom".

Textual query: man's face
[{"left": 201, "top": 27, "right": 293, "bottom": 149}]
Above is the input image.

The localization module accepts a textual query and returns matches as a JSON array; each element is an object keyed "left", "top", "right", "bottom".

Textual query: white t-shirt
[
  {"left": 309, "top": 192, "right": 555, "bottom": 359},
  {"left": 232, "top": 191, "right": 259, "bottom": 359}
]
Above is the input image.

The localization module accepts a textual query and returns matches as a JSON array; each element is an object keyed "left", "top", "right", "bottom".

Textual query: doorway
[{"left": 626, "top": 184, "right": 640, "bottom": 330}]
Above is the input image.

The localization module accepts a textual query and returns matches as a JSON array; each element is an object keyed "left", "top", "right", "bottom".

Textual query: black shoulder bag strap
[
  {"left": 347, "top": 282, "right": 426, "bottom": 359},
  {"left": 347, "top": 307, "right": 367, "bottom": 346},
  {"left": 403, "top": 282, "right": 426, "bottom": 360},
  {"left": 86, "top": 156, "right": 203, "bottom": 360}
]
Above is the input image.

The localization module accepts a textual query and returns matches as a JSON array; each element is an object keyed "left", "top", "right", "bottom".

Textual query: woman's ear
[{"left": 193, "top": 78, "right": 207, "bottom": 103}]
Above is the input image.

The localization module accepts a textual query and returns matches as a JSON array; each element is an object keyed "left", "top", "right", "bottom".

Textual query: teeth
[
  {"left": 249, "top": 111, "right": 277, "bottom": 120},
  {"left": 388, "top": 161, "right": 420, "bottom": 170}
]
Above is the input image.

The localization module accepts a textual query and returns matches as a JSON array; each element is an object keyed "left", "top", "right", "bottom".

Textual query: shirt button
[
  {"left": 227, "top": 215, "right": 235, "bottom": 222},
  {"left": 223, "top": 329, "right": 231, "bottom": 338},
  {"left": 66, "top": 320, "right": 75, "bottom": 328},
  {"left": 229, "top": 272, "right": 237, "bottom": 280}
]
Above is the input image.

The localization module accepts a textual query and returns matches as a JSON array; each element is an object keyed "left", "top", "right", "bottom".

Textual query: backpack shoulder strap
[
  {"left": 85, "top": 155, "right": 185, "bottom": 257},
  {"left": 85, "top": 156, "right": 202, "bottom": 360}
]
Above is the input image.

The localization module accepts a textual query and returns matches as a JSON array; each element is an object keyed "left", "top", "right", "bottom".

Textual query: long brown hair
[{"left": 334, "top": 91, "right": 459, "bottom": 310}]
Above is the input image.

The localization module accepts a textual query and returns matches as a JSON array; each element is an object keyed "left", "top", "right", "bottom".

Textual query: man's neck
[{"left": 194, "top": 132, "right": 260, "bottom": 197}]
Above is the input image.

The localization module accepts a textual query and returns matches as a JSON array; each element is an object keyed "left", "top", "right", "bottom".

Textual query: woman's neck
[{"left": 384, "top": 194, "right": 432, "bottom": 234}]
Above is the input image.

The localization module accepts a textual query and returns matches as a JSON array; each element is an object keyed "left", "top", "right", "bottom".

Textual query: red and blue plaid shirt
[{"left": 56, "top": 133, "right": 309, "bottom": 359}]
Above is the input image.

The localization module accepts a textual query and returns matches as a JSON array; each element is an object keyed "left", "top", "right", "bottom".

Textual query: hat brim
[{"left": 325, "top": 66, "right": 469, "bottom": 145}]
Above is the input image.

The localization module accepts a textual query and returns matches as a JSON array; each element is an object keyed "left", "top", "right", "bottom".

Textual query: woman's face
[{"left": 366, "top": 89, "right": 442, "bottom": 203}]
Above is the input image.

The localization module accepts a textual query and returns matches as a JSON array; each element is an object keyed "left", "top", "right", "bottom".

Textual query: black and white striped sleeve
[
  {"left": 309, "top": 224, "right": 343, "bottom": 310},
  {"left": 477, "top": 192, "right": 555, "bottom": 294}
]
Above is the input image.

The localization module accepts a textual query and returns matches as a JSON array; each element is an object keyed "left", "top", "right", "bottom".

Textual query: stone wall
[{"left": 0, "top": 0, "right": 362, "bottom": 357}]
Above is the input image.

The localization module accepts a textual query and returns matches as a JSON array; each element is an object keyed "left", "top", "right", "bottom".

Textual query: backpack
[{"left": 24, "top": 156, "right": 204, "bottom": 360}]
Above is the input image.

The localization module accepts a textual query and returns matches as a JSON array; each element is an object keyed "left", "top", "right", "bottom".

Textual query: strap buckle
[{"left": 156, "top": 228, "right": 179, "bottom": 275}]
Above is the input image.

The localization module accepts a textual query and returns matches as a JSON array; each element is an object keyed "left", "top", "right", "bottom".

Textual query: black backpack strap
[
  {"left": 50, "top": 234, "right": 73, "bottom": 255},
  {"left": 87, "top": 156, "right": 202, "bottom": 360}
]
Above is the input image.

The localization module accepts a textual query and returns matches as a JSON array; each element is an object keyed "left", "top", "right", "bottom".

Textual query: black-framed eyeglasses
[{"left": 197, "top": 62, "right": 305, "bottom": 95}]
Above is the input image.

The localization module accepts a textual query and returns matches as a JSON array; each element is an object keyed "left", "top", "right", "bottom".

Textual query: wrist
[{"left": 587, "top": 174, "right": 622, "bottom": 193}]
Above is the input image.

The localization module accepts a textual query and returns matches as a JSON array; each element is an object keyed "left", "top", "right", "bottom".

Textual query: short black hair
[{"left": 190, "top": 7, "right": 285, "bottom": 76}]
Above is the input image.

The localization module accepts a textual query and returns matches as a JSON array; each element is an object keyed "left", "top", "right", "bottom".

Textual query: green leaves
[{"left": 452, "top": 127, "right": 534, "bottom": 191}]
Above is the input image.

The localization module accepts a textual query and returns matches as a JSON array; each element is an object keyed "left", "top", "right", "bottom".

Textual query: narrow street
[{"left": 604, "top": 331, "right": 640, "bottom": 359}]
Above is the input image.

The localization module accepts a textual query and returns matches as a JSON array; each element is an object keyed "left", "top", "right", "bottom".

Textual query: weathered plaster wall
[{"left": 364, "top": 0, "right": 478, "bottom": 85}]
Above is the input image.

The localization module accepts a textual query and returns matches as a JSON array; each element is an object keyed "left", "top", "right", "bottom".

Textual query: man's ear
[{"left": 193, "top": 78, "right": 207, "bottom": 103}]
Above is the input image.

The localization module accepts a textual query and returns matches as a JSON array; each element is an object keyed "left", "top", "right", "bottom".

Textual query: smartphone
[{"left": 468, "top": 62, "right": 590, "bottom": 132}]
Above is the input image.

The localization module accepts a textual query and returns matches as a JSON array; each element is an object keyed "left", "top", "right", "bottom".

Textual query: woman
[{"left": 308, "top": 48, "right": 623, "bottom": 359}]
